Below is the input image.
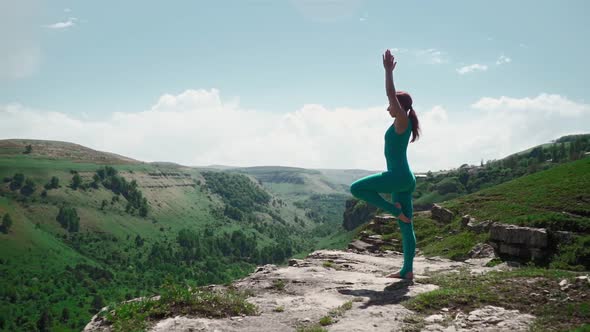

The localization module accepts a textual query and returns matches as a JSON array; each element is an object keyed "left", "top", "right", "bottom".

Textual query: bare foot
[{"left": 385, "top": 271, "right": 414, "bottom": 279}]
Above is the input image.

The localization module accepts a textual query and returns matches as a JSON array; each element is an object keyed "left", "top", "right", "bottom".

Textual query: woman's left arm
[{"left": 383, "top": 50, "right": 409, "bottom": 134}]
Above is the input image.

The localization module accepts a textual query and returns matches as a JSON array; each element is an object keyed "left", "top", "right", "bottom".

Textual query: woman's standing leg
[
  {"left": 393, "top": 190, "right": 416, "bottom": 278},
  {"left": 349, "top": 172, "right": 403, "bottom": 216}
]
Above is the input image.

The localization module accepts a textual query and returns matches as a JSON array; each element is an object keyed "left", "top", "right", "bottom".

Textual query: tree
[
  {"left": 23, "top": 144, "right": 32, "bottom": 154},
  {"left": 1, "top": 214, "right": 13, "bottom": 234},
  {"left": 61, "top": 307, "right": 70, "bottom": 323},
  {"left": 9, "top": 173, "right": 25, "bottom": 191},
  {"left": 101, "top": 200, "right": 108, "bottom": 210},
  {"left": 71, "top": 174, "right": 82, "bottom": 190},
  {"left": 435, "top": 177, "right": 464, "bottom": 195},
  {"left": 56, "top": 207, "right": 80, "bottom": 233},
  {"left": 458, "top": 168, "right": 470, "bottom": 187},
  {"left": 36, "top": 308, "right": 52, "bottom": 332},
  {"left": 91, "top": 174, "right": 101, "bottom": 189},
  {"left": 91, "top": 295, "right": 105, "bottom": 313},
  {"left": 138, "top": 198, "right": 149, "bottom": 217},
  {"left": 20, "top": 178, "right": 36, "bottom": 196},
  {"left": 45, "top": 176, "right": 60, "bottom": 190}
]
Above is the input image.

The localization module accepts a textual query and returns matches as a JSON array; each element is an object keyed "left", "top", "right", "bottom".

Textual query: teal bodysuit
[{"left": 350, "top": 118, "right": 417, "bottom": 278}]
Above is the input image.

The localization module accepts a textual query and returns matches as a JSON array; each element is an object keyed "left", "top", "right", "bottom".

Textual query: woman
[{"left": 349, "top": 49, "right": 420, "bottom": 280}]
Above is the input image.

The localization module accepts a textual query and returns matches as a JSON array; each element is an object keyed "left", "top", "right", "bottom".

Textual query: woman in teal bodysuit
[{"left": 350, "top": 49, "right": 420, "bottom": 280}]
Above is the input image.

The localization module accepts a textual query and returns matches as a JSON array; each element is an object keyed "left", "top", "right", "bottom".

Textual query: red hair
[{"left": 396, "top": 91, "right": 420, "bottom": 142}]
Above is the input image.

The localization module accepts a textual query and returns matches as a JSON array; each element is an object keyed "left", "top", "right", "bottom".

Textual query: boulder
[
  {"left": 431, "top": 204, "right": 454, "bottom": 223},
  {"left": 468, "top": 243, "right": 496, "bottom": 259},
  {"left": 490, "top": 224, "right": 548, "bottom": 248},
  {"left": 460, "top": 214, "right": 473, "bottom": 227},
  {"left": 467, "top": 219, "right": 495, "bottom": 234}
]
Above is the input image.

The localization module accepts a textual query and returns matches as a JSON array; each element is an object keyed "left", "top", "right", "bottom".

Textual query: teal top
[{"left": 384, "top": 117, "right": 413, "bottom": 175}]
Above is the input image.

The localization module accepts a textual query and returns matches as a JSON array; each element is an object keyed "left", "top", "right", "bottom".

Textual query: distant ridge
[{"left": 0, "top": 139, "right": 140, "bottom": 164}]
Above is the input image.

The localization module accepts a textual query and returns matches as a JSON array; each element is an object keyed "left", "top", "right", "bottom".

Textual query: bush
[
  {"left": 9, "top": 173, "right": 25, "bottom": 191},
  {"left": 71, "top": 174, "right": 82, "bottom": 190},
  {"left": 1, "top": 214, "right": 13, "bottom": 234},
  {"left": 44, "top": 176, "right": 60, "bottom": 190},
  {"left": 20, "top": 179, "right": 36, "bottom": 196}
]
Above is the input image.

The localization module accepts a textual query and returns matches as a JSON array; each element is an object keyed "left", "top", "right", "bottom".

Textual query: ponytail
[{"left": 408, "top": 107, "right": 420, "bottom": 142}]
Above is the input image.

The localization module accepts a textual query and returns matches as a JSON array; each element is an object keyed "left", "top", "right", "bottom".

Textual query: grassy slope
[{"left": 443, "top": 157, "right": 590, "bottom": 232}]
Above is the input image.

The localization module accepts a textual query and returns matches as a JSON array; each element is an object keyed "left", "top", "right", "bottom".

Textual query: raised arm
[{"left": 383, "top": 49, "right": 409, "bottom": 134}]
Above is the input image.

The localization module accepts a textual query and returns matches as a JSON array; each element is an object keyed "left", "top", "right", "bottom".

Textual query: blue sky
[{"left": 1, "top": 0, "right": 589, "bottom": 171}]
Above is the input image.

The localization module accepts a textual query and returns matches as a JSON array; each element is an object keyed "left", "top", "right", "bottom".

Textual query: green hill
[
  {"left": 0, "top": 140, "right": 358, "bottom": 332},
  {"left": 413, "top": 133, "right": 590, "bottom": 208}
]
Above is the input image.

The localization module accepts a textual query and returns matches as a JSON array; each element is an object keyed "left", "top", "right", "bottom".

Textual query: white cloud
[
  {"left": 456, "top": 63, "right": 488, "bottom": 74},
  {"left": 44, "top": 17, "right": 77, "bottom": 29},
  {"left": 496, "top": 55, "right": 511, "bottom": 65},
  {"left": 64, "top": 8, "right": 72, "bottom": 13},
  {"left": 1, "top": 90, "right": 588, "bottom": 172},
  {"left": 416, "top": 48, "right": 447, "bottom": 64},
  {"left": 388, "top": 48, "right": 447, "bottom": 65},
  {"left": 472, "top": 93, "right": 587, "bottom": 117}
]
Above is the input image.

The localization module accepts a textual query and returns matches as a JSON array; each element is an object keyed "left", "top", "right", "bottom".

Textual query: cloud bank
[{"left": 1, "top": 90, "right": 588, "bottom": 172}]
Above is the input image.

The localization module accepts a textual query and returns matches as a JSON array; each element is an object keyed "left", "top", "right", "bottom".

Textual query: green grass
[
  {"left": 99, "top": 278, "right": 258, "bottom": 332},
  {"left": 296, "top": 326, "right": 328, "bottom": 332},
  {"left": 318, "top": 300, "right": 354, "bottom": 327},
  {"left": 404, "top": 267, "right": 590, "bottom": 332},
  {"left": 272, "top": 279, "right": 286, "bottom": 291}
]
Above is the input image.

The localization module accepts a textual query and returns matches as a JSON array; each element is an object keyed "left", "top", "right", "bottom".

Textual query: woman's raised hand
[{"left": 382, "top": 49, "right": 397, "bottom": 72}]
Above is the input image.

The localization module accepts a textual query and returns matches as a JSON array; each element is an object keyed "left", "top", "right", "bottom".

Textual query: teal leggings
[{"left": 350, "top": 171, "right": 416, "bottom": 278}]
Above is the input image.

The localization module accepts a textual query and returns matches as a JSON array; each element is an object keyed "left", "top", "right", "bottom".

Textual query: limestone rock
[
  {"left": 490, "top": 224, "right": 548, "bottom": 248},
  {"left": 466, "top": 219, "right": 495, "bottom": 234},
  {"left": 468, "top": 243, "right": 496, "bottom": 259},
  {"left": 431, "top": 204, "right": 455, "bottom": 223},
  {"left": 342, "top": 199, "right": 378, "bottom": 231},
  {"left": 347, "top": 239, "right": 376, "bottom": 252}
]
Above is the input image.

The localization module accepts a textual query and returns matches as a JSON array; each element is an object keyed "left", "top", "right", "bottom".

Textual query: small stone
[
  {"left": 441, "top": 307, "right": 449, "bottom": 312},
  {"left": 425, "top": 314, "right": 444, "bottom": 323},
  {"left": 559, "top": 279, "right": 568, "bottom": 287},
  {"left": 302, "top": 317, "right": 311, "bottom": 322},
  {"left": 373, "top": 324, "right": 378, "bottom": 327}
]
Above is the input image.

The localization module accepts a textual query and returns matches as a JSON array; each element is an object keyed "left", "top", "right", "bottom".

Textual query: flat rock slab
[{"left": 85, "top": 249, "right": 535, "bottom": 332}]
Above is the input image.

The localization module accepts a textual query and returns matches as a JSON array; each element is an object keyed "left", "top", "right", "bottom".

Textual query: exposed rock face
[
  {"left": 489, "top": 224, "right": 549, "bottom": 260},
  {"left": 461, "top": 215, "right": 495, "bottom": 234},
  {"left": 342, "top": 199, "right": 378, "bottom": 231},
  {"left": 431, "top": 204, "right": 455, "bottom": 223},
  {"left": 84, "top": 250, "right": 534, "bottom": 332},
  {"left": 422, "top": 305, "right": 535, "bottom": 331}
]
